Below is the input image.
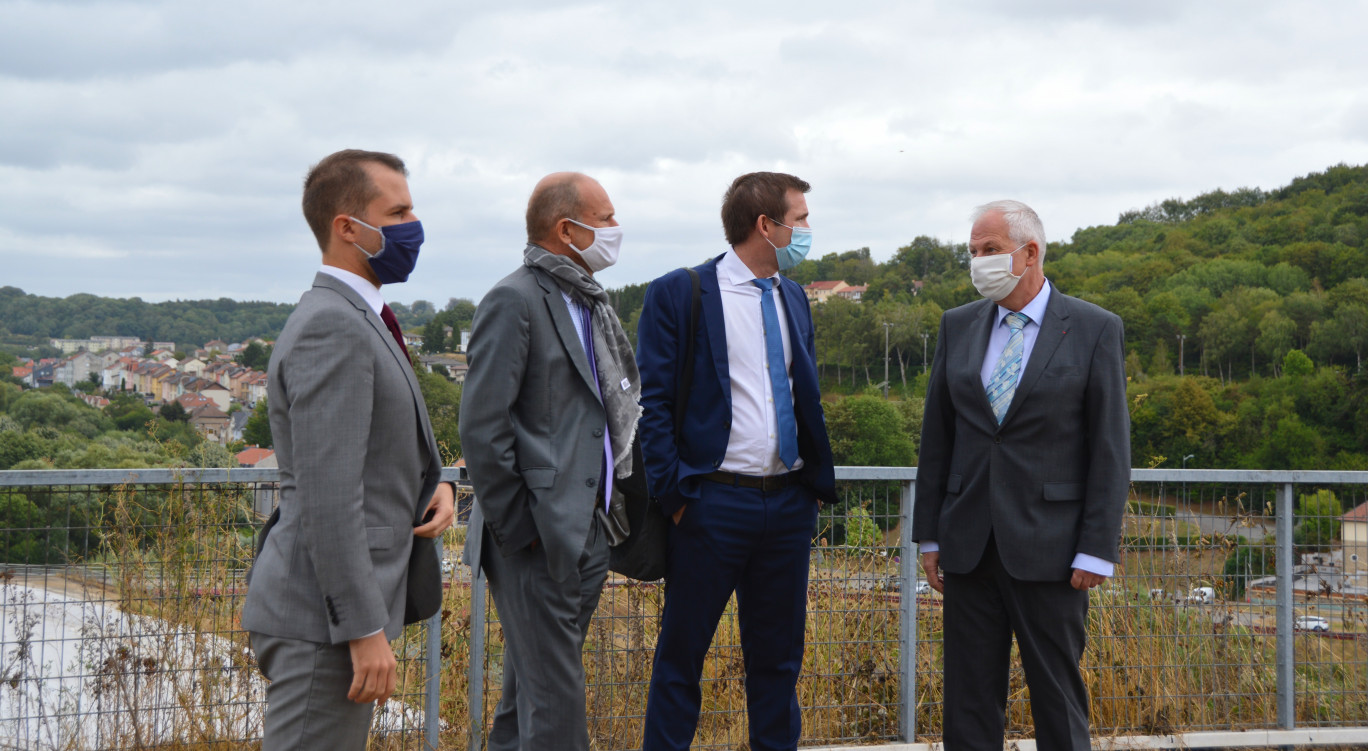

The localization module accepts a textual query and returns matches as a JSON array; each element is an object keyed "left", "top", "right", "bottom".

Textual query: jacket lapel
[
  {"left": 535, "top": 269, "right": 600, "bottom": 400},
  {"left": 313, "top": 273, "right": 441, "bottom": 480},
  {"left": 999, "top": 291, "right": 1071, "bottom": 426},
  {"left": 699, "top": 258, "right": 732, "bottom": 409},
  {"left": 966, "top": 300, "right": 999, "bottom": 421}
]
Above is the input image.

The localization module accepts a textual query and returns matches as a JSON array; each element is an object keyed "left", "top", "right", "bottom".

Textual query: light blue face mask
[{"left": 765, "top": 219, "right": 813, "bottom": 271}]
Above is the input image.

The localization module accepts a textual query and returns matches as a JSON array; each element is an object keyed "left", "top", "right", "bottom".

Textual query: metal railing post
[
  {"left": 899, "top": 480, "right": 917, "bottom": 742},
  {"left": 1276, "top": 482, "right": 1294, "bottom": 731},
  {"left": 425, "top": 610, "right": 441, "bottom": 750},
  {"left": 468, "top": 567, "right": 487, "bottom": 751}
]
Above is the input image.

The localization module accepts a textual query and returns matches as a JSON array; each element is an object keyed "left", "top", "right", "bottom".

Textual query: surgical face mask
[
  {"left": 350, "top": 216, "right": 424, "bottom": 285},
  {"left": 969, "top": 242, "right": 1027, "bottom": 301},
  {"left": 565, "top": 217, "right": 622, "bottom": 273},
  {"left": 765, "top": 219, "right": 813, "bottom": 271}
]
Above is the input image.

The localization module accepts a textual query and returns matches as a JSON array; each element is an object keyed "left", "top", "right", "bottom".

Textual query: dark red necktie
[{"left": 380, "top": 304, "right": 411, "bottom": 361}]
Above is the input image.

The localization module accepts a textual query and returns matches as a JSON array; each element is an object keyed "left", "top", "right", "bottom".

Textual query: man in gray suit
[
  {"left": 913, "top": 200, "right": 1129, "bottom": 751},
  {"left": 461, "top": 171, "right": 636, "bottom": 751},
  {"left": 242, "top": 149, "right": 455, "bottom": 750}
]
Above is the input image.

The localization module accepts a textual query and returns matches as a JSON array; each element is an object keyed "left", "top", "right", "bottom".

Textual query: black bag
[{"left": 609, "top": 267, "right": 701, "bottom": 582}]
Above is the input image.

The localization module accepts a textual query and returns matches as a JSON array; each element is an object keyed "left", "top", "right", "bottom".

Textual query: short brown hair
[
  {"left": 525, "top": 174, "right": 584, "bottom": 243},
  {"left": 720, "top": 172, "right": 811, "bottom": 246},
  {"left": 301, "top": 149, "right": 408, "bottom": 251}
]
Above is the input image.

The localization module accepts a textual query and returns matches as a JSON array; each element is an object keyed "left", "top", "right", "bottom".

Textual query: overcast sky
[{"left": 2, "top": 0, "right": 1365, "bottom": 307}]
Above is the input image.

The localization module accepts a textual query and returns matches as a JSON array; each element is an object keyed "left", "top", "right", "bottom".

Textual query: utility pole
[
  {"left": 921, "top": 332, "right": 930, "bottom": 374},
  {"left": 882, "top": 322, "right": 892, "bottom": 398},
  {"left": 1176, "top": 334, "right": 1186, "bottom": 376},
  {"left": 1181, "top": 454, "right": 1195, "bottom": 505}
]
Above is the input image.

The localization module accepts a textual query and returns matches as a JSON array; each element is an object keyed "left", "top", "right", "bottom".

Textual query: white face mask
[
  {"left": 969, "top": 242, "right": 1027, "bottom": 301},
  {"left": 565, "top": 218, "right": 623, "bottom": 273}
]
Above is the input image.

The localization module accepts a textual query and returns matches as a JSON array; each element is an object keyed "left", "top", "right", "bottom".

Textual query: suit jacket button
[
  {"left": 586, "top": 478, "right": 597, "bottom": 488},
  {"left": 592, "top": 428, "right": 604, "bottom": 438},
  {"left": 994, "top": 435, "right": 1002, "bottom": 444}
]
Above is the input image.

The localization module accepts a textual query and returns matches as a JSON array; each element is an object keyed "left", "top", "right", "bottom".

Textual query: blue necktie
[
  {"left": 986, "top": 311, "right": 1030, "bottom": 423},
  {"left": 752, "top": 279, "right": 800, "bottom": 470}
]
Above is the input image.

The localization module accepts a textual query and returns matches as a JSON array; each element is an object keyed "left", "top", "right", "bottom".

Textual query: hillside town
[{"left": 10, "top": 336, "right": 273, "bottom": 447}]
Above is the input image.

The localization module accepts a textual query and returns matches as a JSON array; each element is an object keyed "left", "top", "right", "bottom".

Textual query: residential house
[
  {"left": 1342, "top": 503, "right": 1368, "bottom": 573},
  {"left": 12, "top": 366, "right": 33, "bottom": 386},
  {"left": 188, "top": 402, "right": 231, "bottom": 444},
  {"left": 90, "top": 336, "right": 144, "bottom": 352},
  {"left": 835, "top": 284, "right": 868, "bottom": 302},
  {"left": 418, "top": 354, "right": 469, "bottom": 383},
  {"left": 186, "top": 379, "right": 233, "bottom": 412},
  {"left": 32, "top": 362, "right": 55, "bottom": 388},
  {"left": 203, "top": 340, "right": 229, "bottom": 355},
  {"left": 803, "top": 280, "right": 851, "bottom": 304},
  {"left": 241, "top": 371, "right": 268, "bottom": 406},
  {"left": 235, "top": 446, "right": 277, "bottom": 468},
  {"left": 181, "top": 358, "right": 208, "bottom": 377},
  {"left": 54, "top": 351, "right": 101, "bottom": 388},
  {"left": 230, "top": 410, "right": 251, "bottom": 442},
  {"left": 152, "top": 341, "right": 176, "bottom": 353},
  {"left": 80, "top": 394, "right": 109, "bottom": 409}
]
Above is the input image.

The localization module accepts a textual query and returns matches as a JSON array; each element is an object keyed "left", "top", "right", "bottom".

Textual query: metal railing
[{"left": 3, "top": 467, "right": 1368, "bottom": 750}]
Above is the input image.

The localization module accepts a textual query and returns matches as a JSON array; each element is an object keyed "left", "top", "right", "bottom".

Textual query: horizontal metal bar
[
  {"left": 805, "top": 726, "right": 1368, "bottom": 751},
  {"left": 0, "top": 467, "right": 466, "bottom": 486},
  {"left": 1131, "top": 468, "right": 1368, "bottom": 483},
  {"left": 834, "top": 466, "right": 918, "bottom": 481}
]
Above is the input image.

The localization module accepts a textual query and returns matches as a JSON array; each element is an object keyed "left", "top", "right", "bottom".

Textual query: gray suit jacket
[
  {"left": 912, "top": 286, "right": 1130, "bottom": 581},
  {"left": 243, "top": 272, "right": 442, "bottom": 644},
  {"left": 460, "top": 258, "right": 609, "bottom": 583}
]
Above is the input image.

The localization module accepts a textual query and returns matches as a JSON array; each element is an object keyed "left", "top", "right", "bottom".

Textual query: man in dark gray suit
[
  {"left": 461, "top": 172, "right": 636, "bottom": 751},
  {"left": 242, "top": 149, "right": 455, "bottom": 751},
  {"left": 913, "top": 200, "right": 1129, "bottom": 751}
]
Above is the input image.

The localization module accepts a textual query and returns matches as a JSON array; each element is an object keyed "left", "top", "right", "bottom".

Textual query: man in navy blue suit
[{"left": 635, "top": 172, "right": 837, "bottom": 751}]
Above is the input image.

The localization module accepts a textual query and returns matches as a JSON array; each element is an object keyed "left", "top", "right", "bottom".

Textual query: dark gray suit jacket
[
  {"left": 912, "top": 285, "right": 1130, "bottom": 581},
  {"left": 242, "top": 272, "right": 442, "bottom": 644},
  {"left": 460, "top": 258, "right": 611, "bottom": 582}
]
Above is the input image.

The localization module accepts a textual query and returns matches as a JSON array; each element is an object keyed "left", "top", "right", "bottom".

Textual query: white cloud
[{"left": 0, "top": 0, "right": 1365, "bottom": 306}]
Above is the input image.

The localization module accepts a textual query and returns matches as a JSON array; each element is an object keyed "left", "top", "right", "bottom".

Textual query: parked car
[
  {"left": 1295, "top": 616, "right": 1330, "bottom": 632},
  {"left": 915, "top": 580, "right": 932, "bottom": 595},
  {"left": 1188, "top": 586, "right": 1215, "bottom": 604}
]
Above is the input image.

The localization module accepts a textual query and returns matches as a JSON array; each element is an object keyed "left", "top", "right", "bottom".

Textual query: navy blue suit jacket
[{"left": 635, "top": 255, "right": 837, "bottom": 517}]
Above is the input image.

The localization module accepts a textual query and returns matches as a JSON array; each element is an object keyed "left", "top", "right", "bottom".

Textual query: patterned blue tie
[
  {"left": 752, "top": 279, "right": 800, "bottom": 470},
  {"left": 986, "top": 312, "right": 1030, "bottom": 423}
]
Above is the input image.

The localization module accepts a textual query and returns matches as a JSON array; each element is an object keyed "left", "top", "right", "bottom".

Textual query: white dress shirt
[
  {"left": 921, "top": 280, "right": 1113, "bottom": 579},
  {"left": 716, "top": 250, "right": 803, "bottom": 476},
  {"left": 319, "top": 265, "right": 384, "bottom": 316}
]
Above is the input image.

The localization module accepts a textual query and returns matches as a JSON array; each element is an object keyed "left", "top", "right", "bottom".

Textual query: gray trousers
[
  {"left": 484, "top": 513, "right": 609, "bottom": 751},
  {"left": 249, "top": 632, "right": 375, "bottom": 751}
]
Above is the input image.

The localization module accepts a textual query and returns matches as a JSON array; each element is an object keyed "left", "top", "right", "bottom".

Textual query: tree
[
  {"left": 416, "top": 368, "right": 461, "bottom": 462},
  {"left": 1292, "top": 489, "right": 1342, "bottom": 551},
  {"left": 159, "top": 401, "right": 190, "bottom": 423},
  {"left": 243, "top": 398, "right": 272, "bottom": 448},
  {"left": 1282, "top": 349, "right": 1314, "bottom": 377},
  {"left": 1223, "top": 543, "right": 1275, "bottom": 600},
  {"left": 235, "top": 341, "right": 272, "bottom": 370},
  {"left": 824, "top": 394, "right": 916, "bottom": 467}
]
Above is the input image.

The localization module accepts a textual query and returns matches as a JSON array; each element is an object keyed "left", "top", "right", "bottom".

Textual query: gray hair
[{"left": 971, "top": 200, "right": 1047, "bottom": 262}]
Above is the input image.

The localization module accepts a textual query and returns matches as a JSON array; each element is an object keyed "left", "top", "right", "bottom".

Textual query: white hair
[{"left": 971, "top": 200, "right": 1047, "bottom": 262}]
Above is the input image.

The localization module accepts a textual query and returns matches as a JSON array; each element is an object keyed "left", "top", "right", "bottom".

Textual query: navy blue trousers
[{"left": 642, "top": 480, "right": 817, "bottom": 751}]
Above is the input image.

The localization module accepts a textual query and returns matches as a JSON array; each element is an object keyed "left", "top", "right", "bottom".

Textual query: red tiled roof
[
  {"left": 1343, "top": 503, "right": 1368, "bottom": 523},
  {"left": 236, "top": 447, "right": 275, "bottom": 466},
  {"left": 804, "top": 280, "right": 846, "bottom": 291}
]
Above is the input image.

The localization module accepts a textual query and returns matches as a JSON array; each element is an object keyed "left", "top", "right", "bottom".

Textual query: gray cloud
[{"left": 1, "top": 0, "right": 1365, "bottom": 307}]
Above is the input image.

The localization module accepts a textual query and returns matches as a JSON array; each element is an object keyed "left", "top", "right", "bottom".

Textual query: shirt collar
[
  {"left": 319, "top": 265, "right": 384, "bottom": 317},
  {"left": 996, "top": 279, "right": 1051, "bottom": 328},
  {"left": 719, "top": 249, "right": 779, "bottom": 288}
]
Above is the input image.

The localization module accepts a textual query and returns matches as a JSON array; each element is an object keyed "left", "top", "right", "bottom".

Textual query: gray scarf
[{"left": 524, "top": 244, "right": 642, "bottom": 543}]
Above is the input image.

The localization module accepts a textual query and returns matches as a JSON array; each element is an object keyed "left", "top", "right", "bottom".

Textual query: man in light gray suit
[
  {"left": 913, "top": 200, "right": 1129, "bottom": 751},
  {"left": 461, "top": 171, "right": 637, "bottom": 751},
  {"left": 242, "top": 149, "right": 455, "bottom": 751}
]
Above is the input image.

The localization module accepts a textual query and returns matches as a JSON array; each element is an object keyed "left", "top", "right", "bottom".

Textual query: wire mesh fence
[
  {"left": 4, "top": 468, "right": 1368, "bottom": 750},
  {"left": 0, "top": 470, "right": 433, "bottom": 751}
]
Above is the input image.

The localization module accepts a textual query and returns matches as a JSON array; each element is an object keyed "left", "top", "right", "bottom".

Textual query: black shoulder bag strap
[{"left": 674, "top": 267, "right": 701, "bottom": 440}]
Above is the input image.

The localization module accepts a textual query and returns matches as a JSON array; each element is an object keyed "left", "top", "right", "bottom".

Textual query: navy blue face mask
[{"left": 350, "top": 216, "right": 424, "bottom": 284}]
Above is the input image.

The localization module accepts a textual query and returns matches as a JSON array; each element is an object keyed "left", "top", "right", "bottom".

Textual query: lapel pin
[{"left": 620, "top": 377, "right": 631, "bottom": 391}]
